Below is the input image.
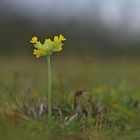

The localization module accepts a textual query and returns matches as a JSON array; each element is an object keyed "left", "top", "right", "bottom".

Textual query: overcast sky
[{"left": 1, "top": 0, "right": 140, "bottom": 33}]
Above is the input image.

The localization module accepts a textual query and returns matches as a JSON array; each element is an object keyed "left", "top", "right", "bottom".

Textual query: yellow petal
[
  {"left": 59, "top": 34, "right": 66, "bottom": 41},
  {"left": 33, "top": 49, "right": 41, "bottom": 58},
  {"left": 45, "top": 38, "right": 52, "bottom": 43},
  {"left": 40, "top": 46, "right": 47, "bottom": 52},
  {"left": 57, "top": 46, "right": 62, "bottom": 52},
  {"left": 54, "top": 36, "right": 59, "bottom": 42},
  {"left": 30, "top": 36, "right": 38, "bottom": 44}
]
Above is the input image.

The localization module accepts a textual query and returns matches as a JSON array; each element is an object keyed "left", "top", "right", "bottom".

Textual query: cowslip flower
[
  {"left": 30, "top": 36, "right": 38, "bottom": 44},
  {"left": 30, "top": 34, "right": 66, "bottom": 118},
  {"left": 30, "top": 34, "right": 66, "bottom": 58}
]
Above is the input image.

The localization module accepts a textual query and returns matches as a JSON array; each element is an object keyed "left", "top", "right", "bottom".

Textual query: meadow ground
[{"left": 0, "top": 55, "right": 140, "bottom": 140}]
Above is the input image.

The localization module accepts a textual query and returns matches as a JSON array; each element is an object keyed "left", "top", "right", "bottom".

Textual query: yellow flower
[
  {"left": 33, "top": 49, "right": 41, "bottom": 58},
  {"left": 30, "top": 36, "right": 38, "bottom": 44},
  {"left": 45, "top": 38, "right": 52, "bottom": 44},
  {"left": 57, "top": 46, "right": 62, "bottom": 52},
  {"left": 54, "top": 36, "right": 59, "bottom": 42},
  {"left": 39, "top": 46, "right": 47, "bottom": 52},
  {"left": 59, "top": 34, "right": 66, "bottom": 41}
]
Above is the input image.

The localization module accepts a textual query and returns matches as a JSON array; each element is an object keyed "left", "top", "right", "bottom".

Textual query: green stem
[{"left": 47, "top": 56, "right": 51, "bottom": 118}]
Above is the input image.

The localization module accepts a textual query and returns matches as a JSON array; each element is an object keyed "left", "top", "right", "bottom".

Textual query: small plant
[{"left": 30, "top": 34, "right": 66, "bottom": 118}]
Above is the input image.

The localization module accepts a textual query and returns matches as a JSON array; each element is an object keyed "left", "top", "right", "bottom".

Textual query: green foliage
[{"left": 0, "top": 57, "right": 140, "bottom": 140}]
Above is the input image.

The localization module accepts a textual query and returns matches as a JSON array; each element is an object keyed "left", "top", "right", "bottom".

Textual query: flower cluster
[{"left": 30, "top": 34, "right": 66, "bottom": 58}]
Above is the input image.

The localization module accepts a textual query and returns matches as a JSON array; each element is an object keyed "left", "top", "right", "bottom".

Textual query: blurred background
[{"left": 0, "top": 0, "right": 140, "bottom": 59}]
